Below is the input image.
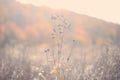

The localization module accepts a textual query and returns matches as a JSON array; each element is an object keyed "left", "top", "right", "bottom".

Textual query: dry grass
[{"left": 0, "top": 15, "right": 120, "bottom": 80}]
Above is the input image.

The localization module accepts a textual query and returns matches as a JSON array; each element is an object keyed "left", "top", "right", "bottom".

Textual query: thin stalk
[
  {"left": 67, "top": 45, "right": 74, "bottom": 62},
  {"left": 52, "top": 48, "right": 55, "bottom": 65},
  {"left": 46, "top": 52, "right": 48, "bottom": 66}
]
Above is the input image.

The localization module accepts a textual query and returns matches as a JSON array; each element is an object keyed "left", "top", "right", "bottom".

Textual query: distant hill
[{"left": 0, "top": 0, "right": 120, "bottom": 47}]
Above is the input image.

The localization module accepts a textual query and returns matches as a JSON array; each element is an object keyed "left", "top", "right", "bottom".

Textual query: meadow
[{"left": 0, "top": 15, "right": 120, "bottom": 80}]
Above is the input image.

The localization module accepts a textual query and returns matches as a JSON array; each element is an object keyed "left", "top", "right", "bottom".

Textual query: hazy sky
[{"left": 17, "top": 0, "right": 120, "bottom": 24}]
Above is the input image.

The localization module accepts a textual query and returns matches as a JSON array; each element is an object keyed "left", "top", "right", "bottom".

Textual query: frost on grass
[{"left": 0, "top": 45, "right": 120, "bottom": 80}]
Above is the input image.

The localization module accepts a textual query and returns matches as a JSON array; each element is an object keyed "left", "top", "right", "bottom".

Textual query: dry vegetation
[{"left": 0, "top": 15, "right": 120, "bottom": 80}]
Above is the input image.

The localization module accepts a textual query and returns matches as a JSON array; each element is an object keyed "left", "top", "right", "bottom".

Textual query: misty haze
[{"left": 0, "top": 0, "right": 120, "bottom": 80}]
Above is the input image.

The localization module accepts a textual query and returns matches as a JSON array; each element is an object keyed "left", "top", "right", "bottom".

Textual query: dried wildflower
[{"left": 44, "top": 49, "right": 50, "bottom": 53}]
